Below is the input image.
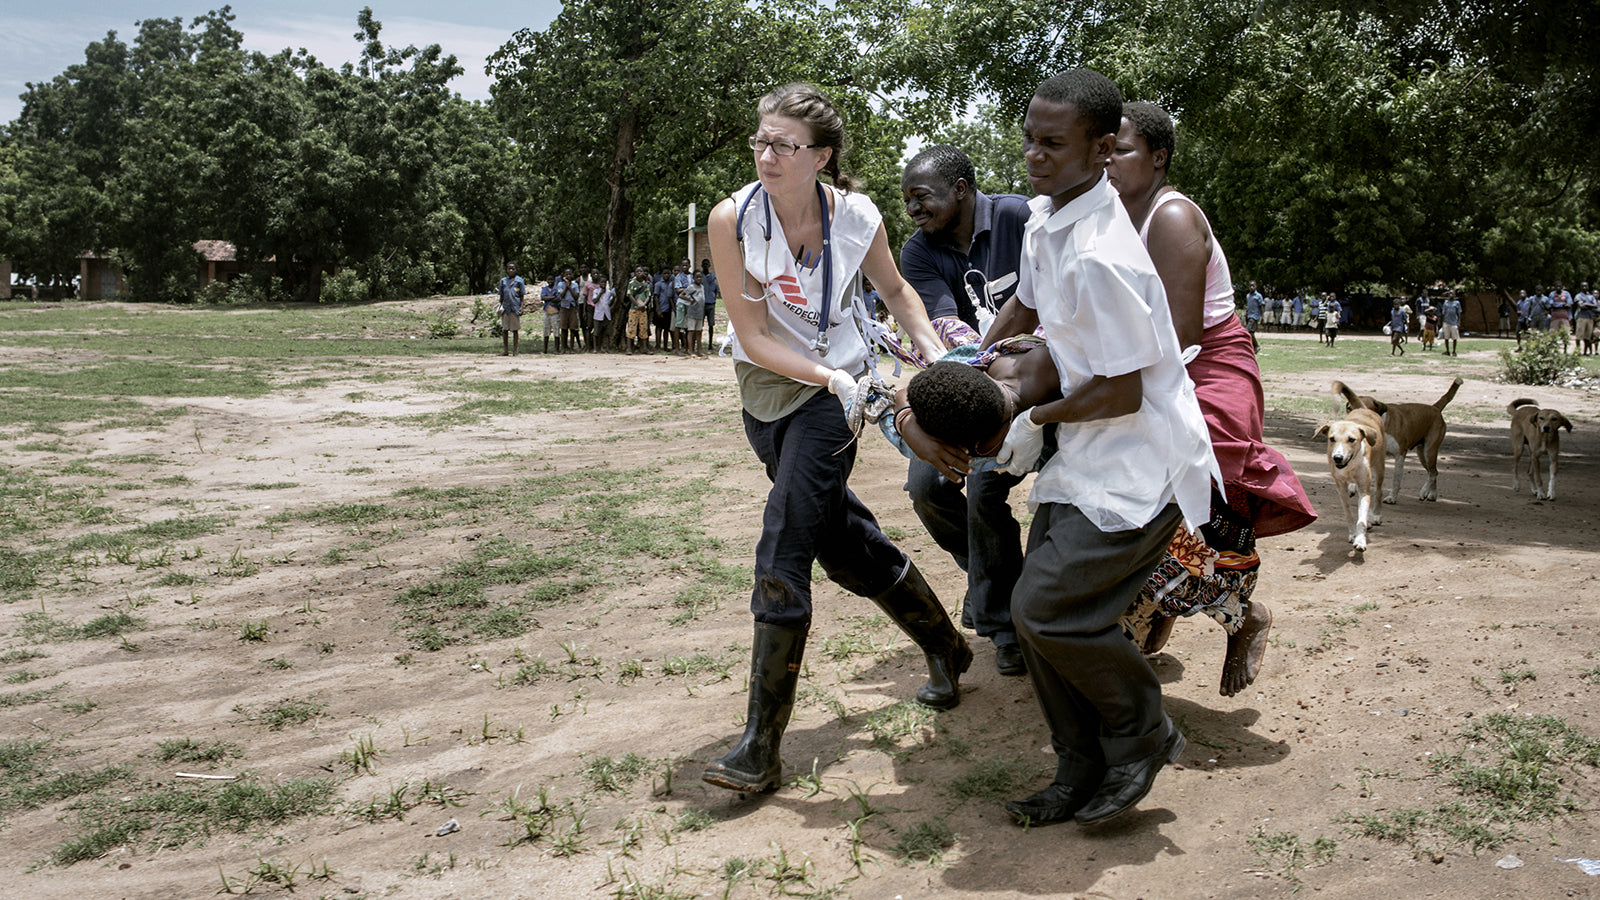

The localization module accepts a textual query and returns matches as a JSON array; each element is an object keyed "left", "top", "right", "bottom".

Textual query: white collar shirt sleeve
[{"left": 1018, "top": 179, "right": 1219, "bottom": 533}]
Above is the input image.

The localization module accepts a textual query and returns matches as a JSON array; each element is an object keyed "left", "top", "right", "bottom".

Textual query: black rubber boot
[
  {"left": 703, "top": 622, "right": 807, "bottom": 793},
  {"left": 871, "top": 561, "right": 971, "bottom": 710}
]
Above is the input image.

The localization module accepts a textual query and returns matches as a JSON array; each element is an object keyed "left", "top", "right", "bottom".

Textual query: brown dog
[
  {"left": 1334, "top": 376, "right": 1462, "bottom": 503},
  {"left": 1508, "top": 399, "right": 1574, "bottom": 500},
  {"left": 1313, "top": 407, "right": 1385, "bottom": 551}
]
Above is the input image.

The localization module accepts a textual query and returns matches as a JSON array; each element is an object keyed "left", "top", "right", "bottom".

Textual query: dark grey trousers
[{"left": 1012, "top": 502, "right": 1183, "bottom": 777}]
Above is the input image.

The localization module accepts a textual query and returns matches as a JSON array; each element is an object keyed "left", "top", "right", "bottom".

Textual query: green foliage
[
  {"left": 1499, "top": 330, "right": 1581, "bottom": 385},
  {"left": 51, "top": 776, "right": 337, "bottom": 865},
  {"left": 858, "top": 0, "right": 1600, "bottom": 291},
  {"left": 1339, "top": 713, "right": 1600, "bottom": 853},
  {"left": 155, "top": 739, "right": 242, "bottom": 765},
  {"left": 0, "top": 740, "right": 132, "bottom": 816},
  {"left": 488, "top": 0, "right": 876, "bottom": 282},
  {"left": 319, "top": 270, "right": 370, "bottom": 305},
  {"left": 232, "top": 696, "right": 327, "bottom": 730},
  {"left": 893, "top": 819, "right": 956, "bottom": 863}
]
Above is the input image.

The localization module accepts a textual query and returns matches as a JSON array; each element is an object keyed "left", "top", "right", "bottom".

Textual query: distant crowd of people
[
  {"left": 490, "top": 258, "right": 721, "bottom": 357},
  {"left": 1500, "top": 283, "right": 1597, "bottom": 355}
]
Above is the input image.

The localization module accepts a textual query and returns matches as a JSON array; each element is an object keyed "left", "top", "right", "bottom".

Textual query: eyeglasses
[{"left": 748, "top": 136, "right": 822, "bottom": 157}]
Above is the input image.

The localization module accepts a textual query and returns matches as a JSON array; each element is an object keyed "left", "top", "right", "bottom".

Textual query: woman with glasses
[{"left": 701, "top": 83, "right": 967, "bottom": 794}]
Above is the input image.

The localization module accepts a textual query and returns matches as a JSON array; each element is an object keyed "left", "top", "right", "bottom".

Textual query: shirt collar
[
  {"left": 1028, "top": 173, "right": 1114, "bottom": 234},
  {"left": 971, "top": 190, "right": 994, "bottom": 240}
]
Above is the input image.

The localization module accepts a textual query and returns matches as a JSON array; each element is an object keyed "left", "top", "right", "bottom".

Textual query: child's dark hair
[
  {"left": 906, "top": 362, "right": 1007, "bottom": 450},
  {"left": 1034, "top": 69, "right": 1123, "bottom": 140}
]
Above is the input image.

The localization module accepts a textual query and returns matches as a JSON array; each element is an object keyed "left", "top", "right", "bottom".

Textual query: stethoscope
[{"left": 736, "top": 180, "right": 834, "bottom": 355}]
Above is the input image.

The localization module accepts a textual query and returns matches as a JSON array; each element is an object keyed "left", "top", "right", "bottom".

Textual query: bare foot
[
  {"left": 1220, "top": 600, "right": 1271, "bottom": 697},
  {"left": 1141, "top": 614, "right": 1175, "bottom": 656}
]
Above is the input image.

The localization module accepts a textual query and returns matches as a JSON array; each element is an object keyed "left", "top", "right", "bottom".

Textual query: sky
[{"left": 0, "top": 1, "right": 564, "bottom": 123}]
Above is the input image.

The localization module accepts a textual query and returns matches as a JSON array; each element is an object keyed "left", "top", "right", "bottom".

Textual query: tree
[
  {"left": 487, "top": 0, "right": 861, "bottom": 287},
  {"left": 849, "top": 0, "right": 1600, "bottom": 292}
]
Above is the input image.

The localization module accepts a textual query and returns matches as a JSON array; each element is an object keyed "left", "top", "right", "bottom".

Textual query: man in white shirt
[{"left": 987, "top": 69, "right": 1219, "bottom": 828}]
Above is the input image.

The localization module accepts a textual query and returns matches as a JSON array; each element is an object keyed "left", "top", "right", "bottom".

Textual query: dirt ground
[{"left": 3, "top": 306, "right": 1599, "bottom": 899}]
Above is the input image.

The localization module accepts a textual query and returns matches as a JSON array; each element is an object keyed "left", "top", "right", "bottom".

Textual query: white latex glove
[
  {"left": 995, "top": 409, "right": 1045, "bottom": 476},
  {"left": 827, "top": 368, "right": 857, "bottom": 412}
]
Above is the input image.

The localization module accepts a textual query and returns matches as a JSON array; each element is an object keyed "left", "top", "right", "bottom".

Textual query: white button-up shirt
[{"left": 1017, "top": 175, "right": 1219, "bottom": 532}]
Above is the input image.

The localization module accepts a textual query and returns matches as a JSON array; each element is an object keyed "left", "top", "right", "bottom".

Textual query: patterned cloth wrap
[{"left": 1120, "top": 486, "right": 1262, "bottom": 645}]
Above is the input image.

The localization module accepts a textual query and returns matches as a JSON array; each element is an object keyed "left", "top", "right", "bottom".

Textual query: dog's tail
[
  {"left": 1432, "top": 376, "right": 1464, "bottom": 412},
  {"left": 1507, "top": 397, "right": 1538, "bottom": 415},
  {"left": 1331, "top": 380, "right": 1362, "bottom": 411}
]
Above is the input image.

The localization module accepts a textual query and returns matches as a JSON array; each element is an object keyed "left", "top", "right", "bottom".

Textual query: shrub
[
  {"left": 1499, "top": 330, "right": 1580, "bottom": 385},
  {"left": 194, "top": 280, "right": 231, "bottom": 305},
  {"left": 427, "top": 310, "right": 458, "bottom": 339},
  {"left": 223, "top": 274, "right": 288, "bottom": 305},
  {"left": 320, "top": 270, "right": 369, "bottom": 305}
]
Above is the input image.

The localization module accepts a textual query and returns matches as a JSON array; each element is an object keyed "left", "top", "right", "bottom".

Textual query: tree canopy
[{"left": 1, "top": 1, "right": 1593, "bottom": 301}]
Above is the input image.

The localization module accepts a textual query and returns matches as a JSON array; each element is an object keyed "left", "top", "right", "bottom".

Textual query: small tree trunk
[{"left": 604, "top": 110, "right": 638, "bottom": 288}]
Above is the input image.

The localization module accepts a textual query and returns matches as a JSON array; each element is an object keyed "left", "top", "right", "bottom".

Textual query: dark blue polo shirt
[{"left": 899, "top": 190, "right": 1030, "bottom": 330}]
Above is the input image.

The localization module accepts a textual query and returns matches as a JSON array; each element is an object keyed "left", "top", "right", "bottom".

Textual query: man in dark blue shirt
[{"left": 896, "top": 145, "right": 1032, "bottom": 676}]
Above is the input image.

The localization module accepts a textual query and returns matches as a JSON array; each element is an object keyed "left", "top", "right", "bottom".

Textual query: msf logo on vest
[{"left": 766, "top": 273, "right": 821, "bottom": 327}]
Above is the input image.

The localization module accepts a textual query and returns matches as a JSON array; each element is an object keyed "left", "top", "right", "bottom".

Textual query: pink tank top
[{"left": 1138, "top": 190, "right": 1236, "bottom": 329}]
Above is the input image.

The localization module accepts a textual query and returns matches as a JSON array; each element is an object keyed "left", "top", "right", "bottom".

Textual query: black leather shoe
[
  {"left": 1005, "top": 782, "right": 1091, "bottom": 826},
  {"left": 994, "top": 642, "right": 1026, "bottom": 676},
  {"left": 1074, "top": 720, "right": 1186, "bottom": 825}
]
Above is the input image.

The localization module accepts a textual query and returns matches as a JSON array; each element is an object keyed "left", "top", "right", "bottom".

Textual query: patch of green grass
[
  {"left": 128, "top": 515, "right": 227, "bottom": 542},
  {"left": 0, "top": 649, "right": 47, "bottom": 664},
  {"left": 676, "top": 808, "right": 715, "bottom": 832},
  {"left": 5, "top": 669, "right": 45, "bottom": 684},
  {"left": 244, "top": 482, "right": 299, "bottom": 490},
  {"left": 0, "top": 546, "right": 45, "bottom": 594},
  {"left": 1247, "top": 827, "right": 1338, "bottom": 888},
  {"left": 154, "top": 474, "right": 193, "bottom": 487},
  {"left": 156, "top": 571, "right": 203, "bottom": 587},
  {"left": 894, "top": 819, "right": 956, "bottom": 863},
  {"left": 0, "top": 684, "right": 65, "bottom": 707},
  {"left": 279, "top": 502, "right": 396, "bottom": 527},
  {"left": 393, "top": 536, "right": 578, "bottom": 649},
  {"left": 866, "top": 701, "right": 938, "bottom": 749},
  {"left": 582, "top": 753, "right": 652, "bottom": 792},
  {"left": 233, "top": 696, "right": 327, "bottom": 731},
  {"left": 57, "top": 460, "right": 116, "bottom": 477},
  {"left": 17, "top": 610, "right": 144, "bottom": 642},
  {"left": 155, "top": 739, "right": 242, "bottom": 765},
  {"left": 0, "top": 740, "right": 133, "bottom": 816},
  {"left": 51, "top": 776, "right": 338, "bottom": 865},
  {"left": 661, "top": 653, "right": 729, "bottom": 678},
  {"left": 1340, "top": 713, "right": 1600, "bottom": 853},
  {"left": 404, "top": 377, "right": 624, "bottom": 427},
  {"left": 945, "top": 758, "right": 1033, "bottom": 805}
]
